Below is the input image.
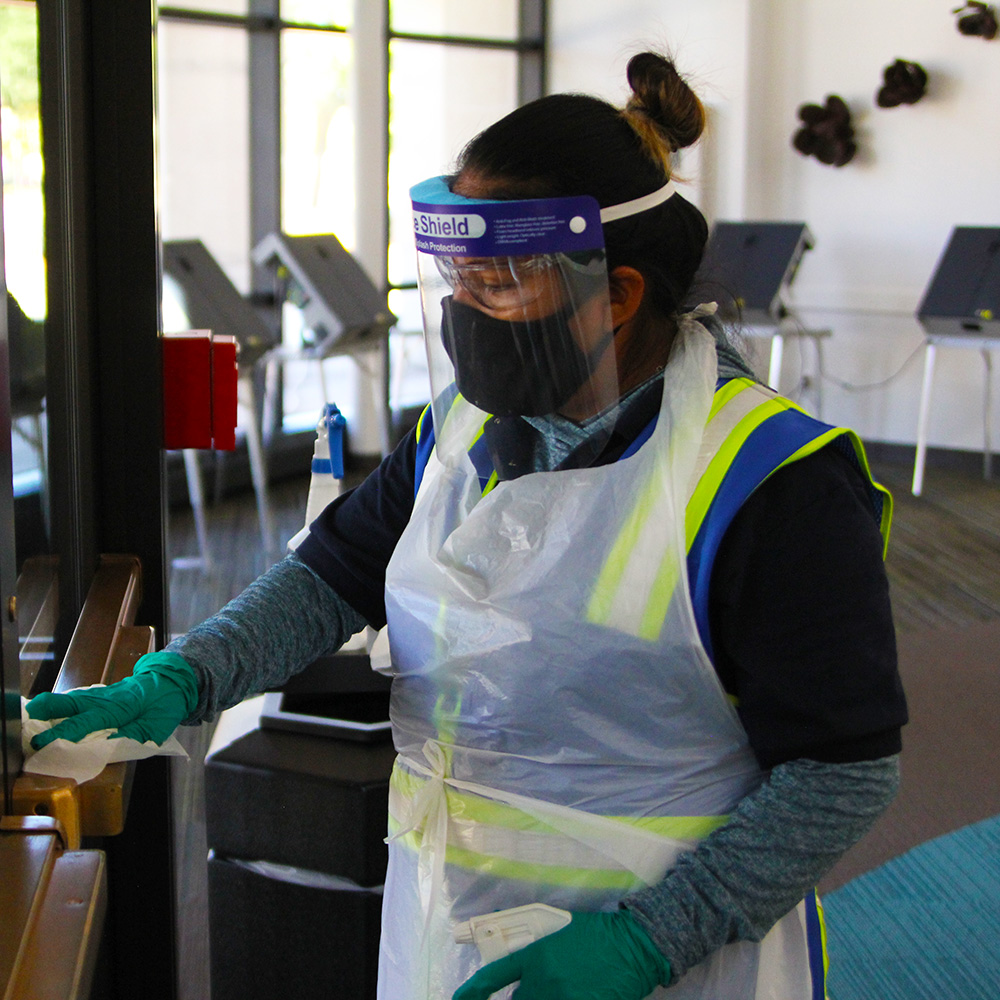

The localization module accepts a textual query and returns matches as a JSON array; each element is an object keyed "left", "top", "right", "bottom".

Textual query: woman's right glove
[
  {"left": 26, "top": 651, "right": 199, "bottom": 749},
  {"left": 453, "top": 910, "right": 671, "bottom": 1000}
]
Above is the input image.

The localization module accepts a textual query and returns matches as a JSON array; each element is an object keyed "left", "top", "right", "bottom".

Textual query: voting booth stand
[
  {"left": 252, "top": 231, "right": 397, "bottom": 458},
  {"left": 205, "top": 652, "right": 395, "bottom": 1000},
  {"left": 162, "top": 235, "right": 397, "bottom": 564},
  {"left": 911, "top": 226, "right": 1000, "bottom": 495},
  {"left": 698, "top": 221, "right": 828, "bottom": 409}
]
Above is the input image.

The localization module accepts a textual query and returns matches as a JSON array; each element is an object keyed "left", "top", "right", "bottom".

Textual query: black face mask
[{"left": 441, "top": 295, "right": 605, "bottom": 417}]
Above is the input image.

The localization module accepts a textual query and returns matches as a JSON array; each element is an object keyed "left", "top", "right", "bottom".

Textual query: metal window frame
[
  {"left": 37, "top": 4, "right": 174, "bottom": 998},
  {"left": 157, "top": 0, "right": 547, "bottom": 299},
  {"left": 0, "top": 63, "right": 19, "bottom": 812}
]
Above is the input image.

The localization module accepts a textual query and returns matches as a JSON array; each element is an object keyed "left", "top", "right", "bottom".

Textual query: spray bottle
[{"left": 288, "top": 402, "right": 347, "bottom": 552}]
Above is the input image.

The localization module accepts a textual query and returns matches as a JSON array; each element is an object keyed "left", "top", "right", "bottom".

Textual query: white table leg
[
  {"left": 983, "top": 348, "right": 993, "bottom": 481},
  {"left": 181, "top": 448, "right": 212, "bottom": 570},
  {"left": 912, "top": 340, "right": 937, "bottom": 497},
  {"left": 768, "top": 333, "right": 785, "bottom": 390},
  {"left": 813, "top": 335, "right": 825, "bottom": 421},
  {"left": 240, "top": 373, "right": 276, "bottom": 559}
]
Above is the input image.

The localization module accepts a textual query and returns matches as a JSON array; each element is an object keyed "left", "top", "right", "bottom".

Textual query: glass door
[
  {"left": 2, "top": 3, "right": 177, "bottom": 997},
  {"left": 0, "top": 3, "right": 23, "bottom": 809},
  {"left": 1, "top": 0, "right": 51, "bottom": 802}
]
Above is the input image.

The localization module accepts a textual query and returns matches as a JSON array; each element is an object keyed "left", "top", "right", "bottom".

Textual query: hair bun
[{"left": 624, "top": 51, "right": 706, "bottom": 160}]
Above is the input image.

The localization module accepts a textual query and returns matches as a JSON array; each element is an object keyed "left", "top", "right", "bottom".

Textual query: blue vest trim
[
  {"left": 620, "top": 416, "right": 657, "bottom": 461},
  {"left": 411, "top": 408, "right": 494, "bottom": 498},
  {"left": 804, "top": 888, "right": 827, "bottom": 1000},
  {"left": 413, "top": 406, "right": 436, "bottom": 500},
  {"left": 687, "top": 404, "right": 844, "bottom": 662},
  {"left": 468, "top": 435, "right": 496, "bottom": 492}
]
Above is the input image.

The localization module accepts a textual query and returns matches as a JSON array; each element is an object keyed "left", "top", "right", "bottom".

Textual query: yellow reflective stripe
[
  {"left": 390, "top": 767, "right": 726, "bottom": 840},
  {"left": 433, "top": 396, "right": 495, "bottom": 501},
  {"left": 431, "top": 602, "right": 461, "bottom": 749},
  {"left": 847, "top": 434, "right": 893, "bottom": 558},
  {"left": 620, "top": 813, "right": 728, "bottom": 839},
  {"left": 685, "top": 395, "right": 790, "bottom": 550},
  {"left": 440, "top": 393, "right": 483, "bottom": 445},
  {"left": 468, "top": 419, "right": 488, "bottom": 450},
  {"left": 586, "top": 461, "right": 663, "bottom": 627},
  {"left": 816, "top": 891, "right": 830, "bottom": 987},
  {"left": 447, "top": 397, "right": 497, "bottom": 496},
  {"left": 387, "top": 820, "right": 649, "bottom": 891},
  {"left": 414, "top": 403, "right": 432, "bottom": 443},
  {"left": 432, "top": 690, "right": 460, "bottom": 750},
  {"left": 394, "top": 768, "right": 553, "bottom": 832},
  {"left": 638, "top": 550, "right": 681, "bottom": 641},
  {"left": 707, "top": 376, "right": 756, "bottom": 422},
  {"left": 589, "top": 380, "right": 774, "bottom": 635}
]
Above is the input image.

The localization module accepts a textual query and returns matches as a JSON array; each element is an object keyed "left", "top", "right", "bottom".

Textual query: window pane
[
  {"left": 1, "top": 4, "right": 45, "bottom": 321},
  {"left": 1, "top": 0, "right": 50, "bottom": 554},
  {"left": 160, "top": 0, "right": 249, "bottom": 14},
  {"left": 281, "top": 0, "right": 351, "bottom": 28},
  {"left": 387, "top": 40, "right": 518, "bottom": 286},
  {"left": 157, "top": 21, "right": 251, "bottom": 293},
  {"left": 280, "top": 28, "right": 354, "bottom": 246},
  {"left": 388, "top": 289, "right": 430, "bottom": 409},
  {"left": 390, "top": 0, "right": 519, "bottom": 39}
]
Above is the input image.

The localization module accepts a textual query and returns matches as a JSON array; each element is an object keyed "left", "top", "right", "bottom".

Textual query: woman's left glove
[
  {"left": 452, "top": 910, "right": 671, "bottom": 1000},
  {"left": 26, "top": 652, "right": 199, "bottom": 749}
]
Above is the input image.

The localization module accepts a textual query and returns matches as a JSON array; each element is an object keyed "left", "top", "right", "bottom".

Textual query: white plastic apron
[{"left": 377, "top": 316, "right": 816, "bottom": 999}]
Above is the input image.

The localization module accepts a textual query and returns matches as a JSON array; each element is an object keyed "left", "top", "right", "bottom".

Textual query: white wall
[
  {"left": 547, "top": 1, "right": 751, "bottom": 220},
  {"left": 550, "top": 0, "right": 1000, "bottom": 452}
]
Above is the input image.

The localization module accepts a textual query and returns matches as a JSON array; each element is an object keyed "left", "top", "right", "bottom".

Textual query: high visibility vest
[{"left": 413, "top": 375, "right": 892, "bottom": 659}]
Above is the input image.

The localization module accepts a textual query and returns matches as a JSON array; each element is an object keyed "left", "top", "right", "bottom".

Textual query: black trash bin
[{"left": 205, "top": 653, "right": 396, "bottom": 1000}]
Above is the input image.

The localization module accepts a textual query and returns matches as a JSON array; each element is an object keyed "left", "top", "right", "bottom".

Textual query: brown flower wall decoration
[
  {"left": 877, "top": 59, "right": 929, "bottom": 108},
  {"left": 792, "top": 95, "right": 857, "bottom": 167},
  {"left": 953, "top": 2, "right": 998, "bottom": 38}
]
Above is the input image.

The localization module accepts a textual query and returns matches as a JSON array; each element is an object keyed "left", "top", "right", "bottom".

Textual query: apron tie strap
[
  {"left": 386, "top": 739, "right": 451, "bottom": 946},
  {"left": 389, "top": 740, "right": 699, "bottom": 886}
]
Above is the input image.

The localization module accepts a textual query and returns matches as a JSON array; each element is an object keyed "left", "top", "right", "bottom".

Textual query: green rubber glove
[
  {"left": 26, "top": 652, "right": 199, "bottom": 749},
  {"left": 452, "top": 910, "right": 671, "bottom": 1000}
]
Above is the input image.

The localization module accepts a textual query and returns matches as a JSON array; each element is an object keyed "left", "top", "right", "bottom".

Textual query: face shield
[{"left": 410, "top": 176, "right": 619, "bottom": 468}]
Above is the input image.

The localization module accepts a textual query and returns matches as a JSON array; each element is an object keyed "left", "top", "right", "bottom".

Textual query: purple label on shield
[{"left": 411, "top": 194, "right": 604, "bottom": 257}]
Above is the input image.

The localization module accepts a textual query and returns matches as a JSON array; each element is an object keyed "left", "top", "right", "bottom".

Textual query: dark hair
[{"left": 455, "top": 52, "right": 709, "bottom": 319}]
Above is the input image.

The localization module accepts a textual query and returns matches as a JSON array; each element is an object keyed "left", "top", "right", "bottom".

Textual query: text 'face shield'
[{"left": 411, "top": 176, "right": 619, "bottom": 466}]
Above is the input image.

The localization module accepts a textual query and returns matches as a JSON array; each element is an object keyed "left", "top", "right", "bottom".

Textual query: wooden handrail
[
  {"left": 14, "top": 556, "right": 153, "bottom": 847},
  {"left": 4, "top": 556, "right": 150, "bottom": 998},
  {"left": 0, "top": 818, "right": 106, "bottom": 1000},
  {"left": 54, "top": 554, "right": 143, "bottom": 693},
  {"left": 0, "top": 818, "right": 62, "bottom": 991}
]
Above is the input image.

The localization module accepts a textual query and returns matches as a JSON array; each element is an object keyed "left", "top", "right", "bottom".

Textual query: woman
[{"left": 29, "top": 52, "right": 906, "bottom": 999}]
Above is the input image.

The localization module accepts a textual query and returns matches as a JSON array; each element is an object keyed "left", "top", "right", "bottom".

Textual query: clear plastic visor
[{"left": 417, "top": 247, "right": 620, "bottom": 472}]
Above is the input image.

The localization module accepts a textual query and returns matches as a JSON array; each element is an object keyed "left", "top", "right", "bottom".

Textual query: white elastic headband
[{"left": 599, "top": 180, "right": 676, "bottom": 224}]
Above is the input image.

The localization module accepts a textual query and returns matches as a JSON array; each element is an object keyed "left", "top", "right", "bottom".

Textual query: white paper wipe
[{"left": 22, "top": 689, "right": 188, "bottom": 784}]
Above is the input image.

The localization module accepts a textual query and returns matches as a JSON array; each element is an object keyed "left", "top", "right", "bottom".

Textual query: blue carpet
[{"left": 823, "top": 814, "right": 1000, "bottom": 1000}]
